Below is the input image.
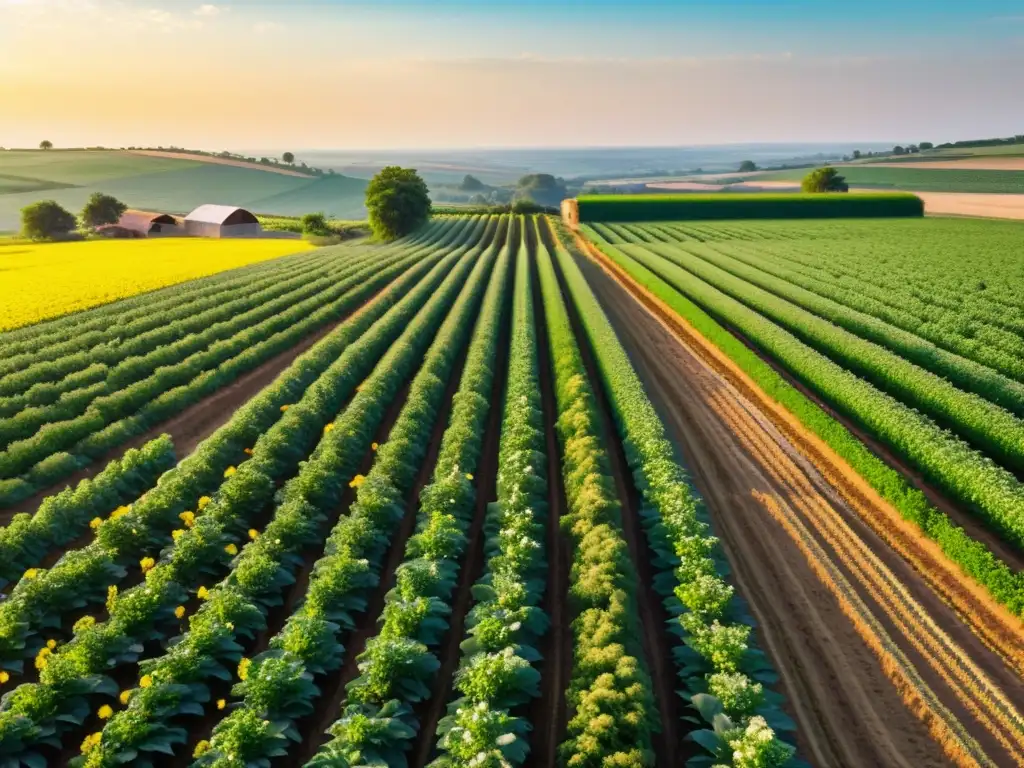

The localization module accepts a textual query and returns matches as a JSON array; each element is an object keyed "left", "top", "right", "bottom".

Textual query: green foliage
[
  {"left": 366, "top": 166, "right": 432, "bottom": 241},
  {"left": 20, "top": 200, "right": 77, "bottom": 240},
  {"left": 79, "top": 193, "right": 127, "bottom": 229},
  {"left": 282, "top": 152, "right": 294, "bottom": 164},
  {"left": 299, "top": 211, "right": 330, "bottom": 236},
  {"left": 576, "top": 192, "right": 922, "bottom": 222},
  {"left": 801, "top": 166, "right": 849, "bottom": 193},
  {"left": 738, "top": 160, "right": 758, "bottom": 172}
]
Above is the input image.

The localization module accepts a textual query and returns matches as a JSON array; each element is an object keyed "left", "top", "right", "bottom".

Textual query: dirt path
[{"left": 574, "top": 246, "right": 1024, "bottom": 768}]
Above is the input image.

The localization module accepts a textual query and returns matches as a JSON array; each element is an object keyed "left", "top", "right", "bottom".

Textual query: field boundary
[{"left": 572, "top": 229, "right": 1024, "bottom": 674}]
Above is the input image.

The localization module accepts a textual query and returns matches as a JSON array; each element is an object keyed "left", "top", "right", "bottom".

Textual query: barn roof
[
  {"left": 115, "top": 210, "right": 179, "bottom": 233},
  {"left": 185, "top": 205, "right": 258, "bottom": 225}
]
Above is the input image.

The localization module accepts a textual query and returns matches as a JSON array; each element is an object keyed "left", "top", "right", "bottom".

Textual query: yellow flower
[
  {"left": 81, "top": 732, "right": 102, "bottom": 754},
  {"left": 193, "top": 740, "right": 212, "bottom": 758},
  {"left": 110, "top": 505, "right": 130, "bottom": 520},
  {"left": 371, "top": 442, "right": 379, "bottom": 451},
  {"left": 324, "top": 423, "right": 335, "bottom": 433},
  {"left": 171, "top": 529, "right": 186, "bottom": 542},
  {"left": 248, "top": 528, "right": 259, "bottom": 540},
  {"left": 46, "top": 639, "right": 57, "bottom": 650},
  {"left": 466, "top": 473, "right": 474, "bottom": 480},
  {"left": 34, "top": 648, "right": 50, "bottom": 671},
  {"left": 197, "top": 586, "right": 210, "bottom": 600},
  {"left": 73, "top": 615, "right": 96, "bottom": 633},
  {"left": 139, "top": 557, "right": 155, "bottom": 574},
  {"left": 280, "top": 404, "right": 290, "bottom": 411},
  {"left": 119, "top": 689, "right": 132, "bottom": 705},
  {"left": 243, "top": 447, "right": 254, "bottom": 455},
  {"left": 175, "top": 605, "right": 186, "bottom": 619},
  {"left": 179, "top": 511, "right": 196, "bottom": 528},
  {"left": 106, "top": 584, "right": 118, "bottom": 611},
  {"left": 197, "top": 496, "right": 212, "bottom": 511},
  {"left": 140, "top": 675, "right": 153, "bottom": 688},
  {"left": 223, "top": 466, "right": 237, "bottom": 478},
  {"left": 349, "top": 474, "right": 366, "bottom": 489},
  {"left": 224, "top": 543, "right": 238, "bottom": 556},
  {"left": 89, "top": 517, "right": 103, "bottom": 530},
  {"left": 0, "top": 671, "right": 9, "bottom": 684},
  {"left": 237, "top": 657, "right": 251, "bottom": 681},
  {"left": 97, "top": 704, "right": 113, "bottom": 720},
  {"left": 216, "top": 698, "right": 226, "bottom": 710},
  {"left": 23, "top": 569, "right": 38, "bottom": 580}
]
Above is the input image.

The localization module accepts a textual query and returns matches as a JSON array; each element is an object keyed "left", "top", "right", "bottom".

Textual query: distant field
[
  {"left": 752, "top": 165, "right": 1024, "bottom": 193},
  {"left": 0, "top": 150, "right": 368, "bottom": 230},
  {"left": 0, "top": 238, "right": 313, "bottom": 331}
]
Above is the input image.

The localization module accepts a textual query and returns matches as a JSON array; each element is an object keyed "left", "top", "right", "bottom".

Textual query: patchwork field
[
  {"left": 1, "top": 210, "right": 1022, "bottom": 768},
  {"left": 0, "top": 151, "right": 369, "bottom": 230},
  {"left": 747, "top": 165, "right": 1024, "bottom": 193}
]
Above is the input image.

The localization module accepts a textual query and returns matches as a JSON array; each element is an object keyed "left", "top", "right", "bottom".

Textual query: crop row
[
  {"left": 582, "top": 230, "right": 1024, "bottom": 615},
  {"left": 535, "top": 223, "right": 657, "bottom": 766},
  {"left": 310, "top": 217, "right": 516, "bottom": 766},
  {"left": 0, "top": 225, "right": 470, "bottom": 508},
  {"left": 627, "top": 241, "right": 1024, "bottom": 475},
  {"left": 0, "top": 220, "right": 484, "bottom": 679},
  {"left": 430, "top": 222, "right": 550, "bottom": 768},
  {"left": 588, "top": 229, "right": 1024, "bottom": 553},
  {"left": 0, "top": 436, "right": 175, "bottom": 587},
  {"left": 0, "top": 220, "right": 494, "bottom": 765},
  {"left": 188, "top": 219, "right": 508, "bottom": 766},
  {"left": 548, "top": 220, "right": 796, "bottom": 766}
]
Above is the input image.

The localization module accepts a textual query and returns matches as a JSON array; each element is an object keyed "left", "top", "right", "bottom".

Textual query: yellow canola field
[{"left": 0, "top": 238, "right": 314, "bottom": 332}]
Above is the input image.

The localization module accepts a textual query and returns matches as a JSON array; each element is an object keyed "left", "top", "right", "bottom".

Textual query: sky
[{"left": 1, "top": 0, "right": 1023, "bottom": 150}]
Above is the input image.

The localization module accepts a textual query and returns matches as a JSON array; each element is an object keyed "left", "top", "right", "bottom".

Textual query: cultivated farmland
[{"left": 1, "top": 210, "right": 1022, "bottom": 768}]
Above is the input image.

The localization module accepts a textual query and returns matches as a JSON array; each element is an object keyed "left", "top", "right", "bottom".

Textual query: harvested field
[
  {"left": 868, "top": 158, "right": 1024, "bottom": 171},
  {"left": 127, "top": 149, "right": 316, "bottom": 177}
]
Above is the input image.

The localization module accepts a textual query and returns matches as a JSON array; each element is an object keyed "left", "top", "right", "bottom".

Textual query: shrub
[
  {"left": 802, "top": 166, "right": 849, "bottom": 193},
  {"left": 365, "top": 166, "right": 431, "bottom": 241}
]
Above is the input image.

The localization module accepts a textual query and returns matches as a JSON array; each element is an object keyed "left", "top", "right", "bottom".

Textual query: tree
[
  {"left": 39, "top": 140, "right": 53, "bottom": 150},
  {"left": 21, "top": 200, "right": 77, "bottom": 239},
  {"left": 80, "top": 192, "right": 127, "bottom": 229},
  {"left": 365, "top": 166, "right": 431, "bottom": 241},
  {"left": 801, "top": 166, "right": 849, "bottom": 193},
  {"left": 852, "top": 150, "right": 862, "bottom": 159},
  {"left": 893, "top": 145, "right": 906, "bottom": 155},
  {"left": 459, "top": 174, "right": 486, "bottom": 192},
  {"left": 919, "top": 141, "right": 934, "bottom": 151},
  {"left": 738, "top": 160, "right": 758, "bottom": 172},
  {"left": 282, "top": 152, "right": 295, "bottom": 164}
]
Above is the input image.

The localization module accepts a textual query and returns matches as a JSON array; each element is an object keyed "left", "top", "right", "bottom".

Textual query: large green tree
[
  {"left": 80, "top": 192, "right": 127, "bottom": 229},
  {"left": 365, "top": 166, "right": 431, "bottom": 240},
  {"left": 801, "top": 166, "right": 849, "bottom": 193},
  {"left": 21, "top": 200, "right": 77, "bottom": 239}
]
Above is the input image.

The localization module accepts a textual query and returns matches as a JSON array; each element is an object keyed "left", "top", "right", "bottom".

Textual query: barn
[
  {"left": 102, "top": 210, "right": 182, "bottom": 237},
  {"left": 184, "top": 205, "right": 263, "bottom": 238}
]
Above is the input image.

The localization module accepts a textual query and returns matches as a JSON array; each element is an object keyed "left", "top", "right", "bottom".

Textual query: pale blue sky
[{"left": 2, "top": 0, "right": 1022, "bottom": 149}]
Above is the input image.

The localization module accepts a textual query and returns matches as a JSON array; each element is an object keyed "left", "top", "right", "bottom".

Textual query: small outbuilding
[
  {"left": 102, "top": 210, "right": 182, "bottom": 237},
  {"left": 184, "top": 205, "right": 262, "bottom": 238}
]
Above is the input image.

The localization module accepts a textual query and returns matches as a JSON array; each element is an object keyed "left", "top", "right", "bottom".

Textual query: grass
[
  {"left": 754, "top": 166, "right": 1024, "bottom": 193},
  {"left": 0, "top": 238, "right": 315, "bottom": 331},
  {"left": 0, "top": 150, "right": 368, "bottom": 230},
  {"left": 576, "top": 192, "right": 923, "bottom": 221}
]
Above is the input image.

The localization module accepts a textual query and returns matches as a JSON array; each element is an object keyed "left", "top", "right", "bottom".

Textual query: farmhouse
[
  {"left": 184, "top": 205, "right": 262, "bottom": 238},
  {"left": 103, "top": 210, "right": 182, "bottom": 237}
]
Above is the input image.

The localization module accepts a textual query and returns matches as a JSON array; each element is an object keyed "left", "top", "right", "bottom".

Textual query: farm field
[
  {"left": 0, "top": 238, "right": 315, "bottom": 332},
  {"left": 2, "top": 211, "right": 1023, "bottom": 768},
  {"left": 0, "top": 151, "right": 369, "bottom": 230},
  {"left": 744, "top": 165, "right": 1024, "bottom": 193}
]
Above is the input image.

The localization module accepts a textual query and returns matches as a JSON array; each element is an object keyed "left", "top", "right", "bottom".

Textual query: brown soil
[
  {"left": 867, "top": 159, "right": 1024, "bottom": 171},
  {"left": 574, "top": 242, "right": 1024, "bottom": 767},
  {"left": 910, "top": 193, "right": 1024, "bottom": 221},
  {"left": 526, "top": 249, "right": 571, "bottom": 768},
  {"left": 126, "top": 150, "right": 316, "bottom": 178}
]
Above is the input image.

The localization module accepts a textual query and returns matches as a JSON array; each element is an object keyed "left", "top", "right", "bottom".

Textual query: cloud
[
  {"left": 253, "top": 21, "right": 282, "bottom": 34},
  {"left": 194, "top": 4, "right": 223, "bottom": 16}
]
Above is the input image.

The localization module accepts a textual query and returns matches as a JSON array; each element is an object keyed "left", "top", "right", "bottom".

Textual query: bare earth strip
[
  {"left": 573, "top": 238, "right": 1024, "bottom": 767},
  {"left": 909, "top": 192, "right": 1024, "bottom": 220},
  {"left": 126, "top": 150, "right": 315, "bottom": 178},
  {"left": 866, "top": 159, "right": 1024, "bottom": 171}
]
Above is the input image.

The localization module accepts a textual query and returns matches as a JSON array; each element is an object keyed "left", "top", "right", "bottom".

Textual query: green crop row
[
  {"left": 429, "top": 223, "right": 550, "bottom": 768},
  {"left": 581, "top": 230, "right": 1024, "bottom": 615},
  {"left": 0, "top": 225, "right": 478, "bottom": 680},
  {"left": 0, "top": 224, "right": 489, "bottom": 765},
  {"left": 628, "top": 241, "right": 1024, "bottom": 475},
  {"left": 547, "top": 220, "right": 796, "bottom": 767},
  {"left": 0, "top": 436, "right": 175, "bottom": 587},
  {"left": 309, "top": 218, "right": 515, "bottom": 767},
  {"left": 536, "top": 223, "right": 657, "bottom": 767},
  {"left": 191, "top": 220, "right": 507, "bottom": 767},
  {"left": 73, "top": 223, "right": 502, "bottom": 768},
  {"left": 575, "top": 193, "right": 924, "bottom": 222}
]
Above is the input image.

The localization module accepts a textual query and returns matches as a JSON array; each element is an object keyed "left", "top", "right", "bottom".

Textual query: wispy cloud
[{"left": 194, "top": 4, "right": 224, "bottom": 17}]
